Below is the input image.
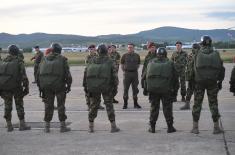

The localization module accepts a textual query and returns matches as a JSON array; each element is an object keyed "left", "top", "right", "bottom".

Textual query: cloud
[{"left": 205, "top": 11, "right": 235, "bottom": 19}]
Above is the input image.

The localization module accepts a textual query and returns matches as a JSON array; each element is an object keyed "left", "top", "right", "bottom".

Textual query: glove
[
  {"left": 217, "top": 81, "right": 222, "bottom": 90},
  {"left": 66, "top": 86, "right": 71, "bottom": 93},
  {"left": 23, "top": 86, "right": 29, "bottom": 96}
]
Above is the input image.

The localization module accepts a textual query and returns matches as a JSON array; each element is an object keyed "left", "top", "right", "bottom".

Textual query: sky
[{"left": 1, "top": 0, "right": 235, "bottom": 36}]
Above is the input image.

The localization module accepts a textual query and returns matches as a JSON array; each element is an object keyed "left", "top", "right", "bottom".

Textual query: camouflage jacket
[
  {"left": 171, "top": 50, "right": 188, "bottom": 73},
  {"left": 121, "top": 52, "right": 140, "bottom": 72},
  {"left": 31, "top": 51, "right": 43, "bottom": 65},
  {"left": 141, "top": 51, "right": 157, "bottom": 78},
  {"left": 85, "top": 53, "right": 97, "bottom": 64},
  {"left": 109, "top": 51, "right": 121, "bottom": 71}
]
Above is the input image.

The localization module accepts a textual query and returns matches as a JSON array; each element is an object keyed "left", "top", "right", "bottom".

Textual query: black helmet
[
  {"left": 97, "top": 44, "right": 108, "bottom": 55},
  {"left": 192, "top": 43, "right": 200, "bottom": 50},
  {"left": 51, "top": 43, "right": 62, "bottom": 54},
  {"left": 8, "top": 44, "right": 19, "bottom": 55},
  {"left": 201, "top": 35, "right": 212, "bottom": 46},
  {"left": 156, "top": 47, "right": 167, "bottom": 58}
]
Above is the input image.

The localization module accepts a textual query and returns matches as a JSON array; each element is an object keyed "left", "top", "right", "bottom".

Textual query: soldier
[
  {"left": 83, "top": 45, "right": 104, "bottom": 110},
  {"left": 31, "top": 46, "right": 43, "bottom": 84},
  {"left": 37, "top": 43, "right": 72, "bottom": 133},
  {"left": 0, "top": 45, "right": 31, "bottom": 132},
  {"left": 121, "top": 43, "right": 141, "bottom": 109},
  {"left": 180, "top": 43, "right": 200, "bottom": 110},
  {"left": 171, "top": 41, "right": 188, "bottom": 102},
  {"left": 141, "top": 42, "right": 157, "bottom": 97},
  {"left": 109, "top": 45, "right": 121, "bottom": 104},
  {"left": 146, "top": 47, "right": 177, "bottom": 133},
  {"left": 84, "top": 44, "right": 120, "bottom": 133},
  {"left": 230, "top": 66, "right": 235, "bottom": 96},
  {"left": 191, "top": 35, "right": 225, "bottom": 134}
]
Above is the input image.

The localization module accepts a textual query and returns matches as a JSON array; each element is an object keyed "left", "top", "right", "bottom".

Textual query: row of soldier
[{"left": 0, "top": 35, "right": 235, "bottom": 134}]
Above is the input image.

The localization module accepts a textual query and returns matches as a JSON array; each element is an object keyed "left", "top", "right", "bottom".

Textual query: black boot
[
  {"left": 113, "top": 98, "right": 119, "bottom": 104},
  {"left": 167, "top": 123, "right": 176, "bottom": 133},
  {"left": 148, "top": 122, "right": 155, "bottom": 133},
  {"left": 123, "top": 98, "right": 128, "bottom": 109},
  {"left": 134, "top": 98, "right": 141, "bottom": 109}
]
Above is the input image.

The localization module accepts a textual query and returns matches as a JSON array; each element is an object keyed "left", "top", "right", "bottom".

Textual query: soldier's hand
[{"left": 217, "top": 81, "right": 222, "bottom": 90}]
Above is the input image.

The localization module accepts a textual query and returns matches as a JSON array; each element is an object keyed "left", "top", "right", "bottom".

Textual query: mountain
[{"left": 0, "top": 26, "right": 234, "bottom": 48}]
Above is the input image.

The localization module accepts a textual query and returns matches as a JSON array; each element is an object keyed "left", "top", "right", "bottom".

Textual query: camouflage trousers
[
  {"left": 123, "top": 71, "right": 139, "bottom": 100},
  {"left": 1, "top": 89, "right": 25, "bottom": 121},
  {"left": 149, "top": 93, "right": 174, "bottom": 125},
  {"left": 85, "top": 92, "right": 101, "bottom": 109},
  {"left": 186, "top": 81, "right": 195, "bottom": 102},
  {"left": 89, "top": 92, "right": 115, "bottom": 122},
  {"left": 175, "top": 70, "right": 186, "bottom": 97},
  {"left": 43, "top": 90, "right": 67, "bottom": 122},
  {"left": 192, "top": 83, "right": 220, "bottom": 122}
]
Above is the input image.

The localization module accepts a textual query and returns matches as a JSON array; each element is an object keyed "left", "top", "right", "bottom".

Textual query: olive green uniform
[{"left": 32, "top": 51, "right": 43, "bottom": 82}]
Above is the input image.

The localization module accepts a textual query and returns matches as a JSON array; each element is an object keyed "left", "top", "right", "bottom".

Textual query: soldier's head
[
  {"left": 111, "top": 45, "right": 117, "bottom": 52},
  {"left": 147, "top": 42, "right": 157, "bottom": 53},
  {"left": 34, "top": 45, "right": 40, "bottom": 52},
  {"left": 127, "top": 43, "right": 135, "bottom": 53},
  {"left": 88, "top": 44, "right": 96, "bottom": 53},
  {"left": 97, "top": 44, "right": 108, "bottom": 56},
  {"left": 175, "top": 41, "right": 182, "bottom": 52},
  {"left": 200, "top": 35, "right": 212, "bottom": 46},
  {"left": 50, "top": 43, "right": 62, "bottom": 54},
  {"left": 107, "top": 45, "right": 112, "bottom": 54},
  {"left": 156, "top": 47, "right": 167, "bottom": 59},
  {"left": 8, "top": 44, "right": 19, "bottom": 56},
  {"left": 192, "top": 43, "right": 200, "bottom": 54}
]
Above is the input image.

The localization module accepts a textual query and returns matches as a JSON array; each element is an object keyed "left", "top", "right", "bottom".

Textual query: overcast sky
[{"left": 1, "top": 0, "right": 235, "bottom": 36}]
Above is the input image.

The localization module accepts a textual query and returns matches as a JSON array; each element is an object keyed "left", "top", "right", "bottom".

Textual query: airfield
[{"left": 0, "top": 64, "right": 235, "bottom": 155}]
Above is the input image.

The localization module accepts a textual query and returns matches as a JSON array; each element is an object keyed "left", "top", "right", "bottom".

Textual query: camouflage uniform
[
  {"left": 121, "top": 52, "right": 141, "bottom": 108},
  {"left": 191, "top": 46, "right": 225, "bottom": 123},
  {"left": 0, "top": 55, "right": 29, "bottom": 122},
  {"left": 38, "top": 52, "right": 72, "bottom": 123},
  {"left": 32, "top": 51, "right": 43, "bottom": 83},
  {"left": 171, "top": 50, "right": 188, "bottom": 100},
  {"left": 84, "top": 55, "right": 118, "bottom": 123},
  {"left": 230, "top": 66, "right": 235, "bottom": 95},
  {"left": 109, "top": 51, "right": 121, "bottom": 101}
]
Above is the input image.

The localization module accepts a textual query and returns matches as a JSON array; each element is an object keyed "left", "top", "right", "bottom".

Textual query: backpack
[
  {"left": 39, "top": 55, "right": 65, "bottom": 90},
  {"left": 146, "top": 58, "right": 173, "bottom": 93},
  {"left": 194, "top": 50, "right": 222, "bottom": 83},
  {"left": 86, "top": 59, "right": 112, "bottom": 93},
  {"left": 0, "top": 58, "right": 20, "bottom": 90}
]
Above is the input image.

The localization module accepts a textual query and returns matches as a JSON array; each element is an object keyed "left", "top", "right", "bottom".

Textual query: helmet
[
  {"left": 201, "top": 35, "right": 212, "bottom": 46},
  {"left": 8, "top": 44, "right": 19, "bottom": 55},
  {"left": 50, "top": 43, "right": 62, "bottom": 54},
  {"left": 97, "top": 44, "right": 108, "bottom": 55},
  {"left": 156, "top": 47, "right": 167, "bottom": 58}
]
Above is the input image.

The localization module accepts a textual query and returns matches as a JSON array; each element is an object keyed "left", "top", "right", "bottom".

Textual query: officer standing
[
  {"left": 83, "top": 45, "right": 105, "bottom": 110},
  {"left": 180, "top": 43, "right": 200, "bottom": 110},
  {"left": 84, "top": 44, "right": 120, "bottom": 133},
  {"left": 0, "top": 45, "right": 31, "bottom": 132},
  {"left": 141, "top": 42, "right": 157, "bottom": 97},
  {"left": 191, "top": 36, "right": 225, "bottom": 134},
  {"left": 31, "top": 46, "right": 43, "bottom": 84},
  {"left": 109, "top": 45, "right": 121, "bottom": 103},
  {"left": 146, "top": 47, "right": 177, "bottom": 133},
  {"left": 171, "top": 41, "right": 188, "bottom": 102},
  {"left": 37, "top": 43, "right": 72, "bottom": 133},
  {"left": 121, "top": 43, "right": 141, "bottom": 109}
]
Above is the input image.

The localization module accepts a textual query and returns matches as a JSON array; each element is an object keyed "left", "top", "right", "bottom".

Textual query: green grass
[{"left": 1, "top": 49, "right": 235, "bottom": 66}]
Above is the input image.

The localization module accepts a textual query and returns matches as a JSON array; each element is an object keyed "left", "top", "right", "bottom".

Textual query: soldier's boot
[
  {"left": 60, "top": 121, "right": 71, "bottom": 133},
  {"left": 6, "top": 121, "right": 14, "bottom": 132},
  {"left": 213, "top": 121, "right": 223, "bottom": 134},
  {"left": 88, "top": 122, "right": 94, "bottom": 133},
  {"left": 148, "top": 122, "right": 156, "bottom": 133},
  {"left": 181, "top": 96, "right": 186, "bottom": 102},
  {"left": 191, "top": 122, "right": 199, "bottom": 134},
  {"left": 19, "top": 119, "right": 31, "bottom": 131},
  {"left": 123, "top": 99, "right": 128, "bottom": 109},
  {"left": 167, "top": 123, "right": 176, "bottom": 133},
  {"left": 44, "top": 122, "right": 50, "bottom": 133},
  {"left": 180, "top": 101, "right": 190, "bottom": 110},
  {"left": 110, "top": 121, "right": 120, "bottom": 133},
  {"left": 113, "top": 98, "right": 119, "bottom": 104},
  {"left": 134, "top": 98, "right": 141, "bottom": 109}
]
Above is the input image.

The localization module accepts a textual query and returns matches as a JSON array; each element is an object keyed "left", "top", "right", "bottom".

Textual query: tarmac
[{"left": 0, "top": 64, "right": 234, "bottom": 155}]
